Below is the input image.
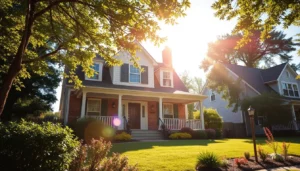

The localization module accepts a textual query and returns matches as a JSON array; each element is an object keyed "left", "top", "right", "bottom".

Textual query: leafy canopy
[
  {"left": 212, "top": 0, "right": 300, "bottom": 54},
  {"left": 0, "top": 0, "right": 190, "bottom": 88}
]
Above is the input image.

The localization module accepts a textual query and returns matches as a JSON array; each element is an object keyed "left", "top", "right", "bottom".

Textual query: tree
[
  {"left": 201, "top": 30, "right": 299, "bottom": 71},
  {"left": 0, "top": 63, "right": 60, "bottom": 121},
  {"left": 241, "top": 93, "right": 292, "bottom": 127},
  {"left": 0, "top": 0, "right": 190, "bottom": 116},
  {"left": 212, "top": 0, "right": 300, "bottom": 54}
]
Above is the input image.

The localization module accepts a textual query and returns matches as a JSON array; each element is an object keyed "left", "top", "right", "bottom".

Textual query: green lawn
[{"left": 111, "top": 137, "right": 300, "bottom": 171}]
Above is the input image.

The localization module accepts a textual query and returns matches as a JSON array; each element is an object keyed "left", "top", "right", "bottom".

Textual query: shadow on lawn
[
  {"left": 242, "top": 137, "right": 300, "bottom": 145},
  {"left": 110, "top": 139, "right": 227, "bottom": 154}
]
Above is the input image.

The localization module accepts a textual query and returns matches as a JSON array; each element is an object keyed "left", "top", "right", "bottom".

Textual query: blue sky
[{"left": 52, "top": 0, "right": 300, "bottom": 112}]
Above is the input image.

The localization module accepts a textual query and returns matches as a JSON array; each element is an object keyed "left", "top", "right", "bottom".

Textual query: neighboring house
[
  {"left": 202, "top": 63, "right": 300, "bottom": 136},
  {"left": 60, "top": 44, "right": 207, "bottom": 136}
]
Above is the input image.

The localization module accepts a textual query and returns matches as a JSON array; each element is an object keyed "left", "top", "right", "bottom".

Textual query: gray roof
[{"left": 223, "top": 63, "right": 287, "bottom": 94}]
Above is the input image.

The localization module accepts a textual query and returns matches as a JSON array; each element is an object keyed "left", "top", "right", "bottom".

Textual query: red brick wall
[
  {"left": 68, "top": 92, "right": 81, "bottom": 123},
  {"left": 148, "top": 101, "right": 158, "bottom": 130},
  {"left": 107, "top": 99, "right": 118, "bottom": 116},
  {"left": 178, "top": 104, "right": 185, "bottom": 119}
]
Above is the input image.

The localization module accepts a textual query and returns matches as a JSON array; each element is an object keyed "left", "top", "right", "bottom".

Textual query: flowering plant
[
  {"left": 234, "top": 157, "right": 248, "bottom": 167},
  {"left": 263, "top": 127, "right": 279, "bottom": 154}
]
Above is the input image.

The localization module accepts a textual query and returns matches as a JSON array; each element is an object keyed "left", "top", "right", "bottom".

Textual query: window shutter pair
[{"left": 120, "top": 64, "right": 148, "bottom": 84}]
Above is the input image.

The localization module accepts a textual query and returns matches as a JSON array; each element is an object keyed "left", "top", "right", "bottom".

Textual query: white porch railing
[
  {"left": 272, "top": 120, "right": 298, "bottom": 131},
  {"left": 163, "top": 118, "right": 202, "bottom": 130},
  {"left": 84, "top": 116, "right": 117, "bottom": 127}
]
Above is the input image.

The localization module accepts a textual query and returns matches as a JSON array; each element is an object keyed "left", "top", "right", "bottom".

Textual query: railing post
[
  {"left": 80, "top": 91, "right": 87, "bottom": 118},
  {"left": 291, "top": 104, "right": 299, "bottom": 130},
  {"left": 159, "top": 97, "right": 163, "bottom": 130},
  {"left": 118, "top": 94, "right": 123, "bottom": 130}
]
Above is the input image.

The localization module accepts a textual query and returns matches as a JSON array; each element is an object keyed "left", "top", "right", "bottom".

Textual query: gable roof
[{"left": 260, "top": 63, "right": 287, "bottom": 83}]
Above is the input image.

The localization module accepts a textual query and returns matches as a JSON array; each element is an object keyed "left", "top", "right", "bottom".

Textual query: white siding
[
  {"left": 277, "top": 65, "right": 300, "bottom": 98},
  {"left": 112, "top": 50, "right": 155, "bottom": 88}
]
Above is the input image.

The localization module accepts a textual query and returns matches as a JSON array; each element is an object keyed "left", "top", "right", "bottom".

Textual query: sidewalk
[{"left": 258, "top": 165, "right": 300, "bottom": 171}]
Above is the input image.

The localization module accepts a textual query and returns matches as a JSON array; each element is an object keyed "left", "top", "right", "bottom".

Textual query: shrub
[
  {"left": 180, "top": 127, "right": 194, "bottom": 135},
  {"left": 69, "top": 117, "right": 114, "bottom": 143},
  {"left": 192, "top": 130, "right": 207, "bottom": 139},
  {"left": 70, "top": 138, "right": 137, "bottom": 171},
  {"left": 220, "top": 157, "right": 229, "bottom": 168},
  {"left": 0, "top": 120, "right": 79, "bottom": 171},
  {"left": 196, "top": 151, "right": 221, "bottom": 169},
  {"left": 205, "top": 129, "right": 216, "bottom": 139},
  {"left": 244, "top": 152, "right": 250, "bottom": 160},
  {"left": 215, "top": 129, "right": 222, "bottom": 139},
  {"left": 114, "top": 132, "right": 132, "bottom": 141},
  {"left": 282, "top": 142, "right": 290, "bottom": 160},
  {"left": 169, "top": 132, "right": 192, "bottom": 139},
  {"left": 203, "top": 108, "right": 223, "bottom": 131},
  {"left": 258, "top": 146, "right": 268, "bottom": 162},
  {"left": 234, "top": 158, "right": 248, "bottom": 167}
]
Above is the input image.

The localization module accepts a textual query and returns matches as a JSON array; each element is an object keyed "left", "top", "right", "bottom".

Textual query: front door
[{"left": 128, "top": 103, "right": 141, "bottom": 129}]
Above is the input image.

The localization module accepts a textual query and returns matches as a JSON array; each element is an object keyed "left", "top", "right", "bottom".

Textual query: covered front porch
[{"left": 64, "top": 87, "right": 207, "bottom": 131}]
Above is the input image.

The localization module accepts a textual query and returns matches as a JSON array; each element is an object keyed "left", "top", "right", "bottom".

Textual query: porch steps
[{"left": 131, "top": 130, "right": 164, "bottom": 140}]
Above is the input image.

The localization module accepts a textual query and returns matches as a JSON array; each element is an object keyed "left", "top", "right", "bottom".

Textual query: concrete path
[{"left": 257, "top": 165, "right": 300, "bottom": 171}]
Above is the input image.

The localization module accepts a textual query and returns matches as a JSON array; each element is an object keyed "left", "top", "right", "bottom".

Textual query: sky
[{"left": 52, "top": 0, "right": 300, "bottom": 112}]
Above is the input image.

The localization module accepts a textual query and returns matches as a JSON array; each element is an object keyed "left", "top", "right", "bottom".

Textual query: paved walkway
[{"left": 258, "top": 165, "right": 300, "bottom": 171}]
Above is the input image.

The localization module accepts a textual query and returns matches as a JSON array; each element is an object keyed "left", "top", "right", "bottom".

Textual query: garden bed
[{"left": 220, "top": 155, "right": 300, "bottom": 171}]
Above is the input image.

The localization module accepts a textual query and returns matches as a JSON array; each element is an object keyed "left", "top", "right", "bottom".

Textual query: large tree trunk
[{"left": 0, "top": 0, "right": 35, "bottom": 116}]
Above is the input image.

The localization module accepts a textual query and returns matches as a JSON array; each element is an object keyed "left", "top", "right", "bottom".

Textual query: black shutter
[
  {"left": 120, "top": 64, "right": 129, "bottom": 82},
  {"left": 173, "top": 104, "right": 178, "bottom": 118},
  {"left": 141, "top": 65, "right": 148, "bottom": 84},
  {"left": 101, "top": 99, "right": 108, "bottom": 116}
]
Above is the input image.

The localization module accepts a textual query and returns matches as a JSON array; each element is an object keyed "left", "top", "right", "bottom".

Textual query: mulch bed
[{"left": 220, "top": 155, "right": 300, "bottom": 171}]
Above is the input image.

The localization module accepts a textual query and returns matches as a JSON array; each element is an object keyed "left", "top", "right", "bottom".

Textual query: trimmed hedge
[
  {"left": 192, "top": 130, "right": 207, "bottom": 139},
  {"left": 0, "top": 120, "right": 79, "bottom": 171},
  {"left": 114, "top": 132, "right": 132, "bottom": 141},
  {"left": 169, "top": 132, "right": 192, "bottom": 139}
]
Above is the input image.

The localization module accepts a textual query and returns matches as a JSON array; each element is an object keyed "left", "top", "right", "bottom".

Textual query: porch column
[
  {"left": 200, "top": 101, "right": 205, "bottom": 130},
  {"left": 159, "top": 97, "right": 163, "bottom": 130},
  {"left": 118, "top": 94, "right": 124, "bottom": 130},
  {"left": 63, "top": 88, "right": 71, "bottom": 125},
  {"left": 291, "top": 104, "right": 298, "bottom": 130},
  {"left": 185, "top": 104, "right": 188, "bottom": 120},
  {"left": 80, "top": 91, "right": 87, "bottom": 118}
]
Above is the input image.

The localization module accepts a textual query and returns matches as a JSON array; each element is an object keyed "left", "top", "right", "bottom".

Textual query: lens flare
[
  {"left": 113, "top": 118, "right": 121, "bottom": 126},
  {"left": 102, "top": 126, "right": 115, "bottom": 138}
]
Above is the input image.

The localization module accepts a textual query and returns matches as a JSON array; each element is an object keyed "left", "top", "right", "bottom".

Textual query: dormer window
[
  {"left": 282, "top": 82, "right": 299, "bottom": 97},
  {"left": 162, "top": 71, "right": 173, "bottom": 87},
  {"left": 129, "top": 65, "right": 141, "bottom": 83},
  {"left": 85, "top": 62, "right": 103, "bottom": 81}
]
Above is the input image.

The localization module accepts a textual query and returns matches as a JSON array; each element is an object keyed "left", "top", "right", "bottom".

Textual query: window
[
  {"left": 87, "top": 99, "right": 101, "bottom": 116},
  {"left": 85, "top": 62, "right": 103, "bottom": 81},
  {"left": 257, "top": 116, "right": 264, "bottom": 126},
  {"left": 210, "top": 92, "right": 216, "bottom": 101},
  {"left": 129, "top": 65, "right": 141, "bottom": 83},
  {"left": 163, "top": 103, "right": 173, "bottom": 118},
  {"left": 162, "top": 71, "right": 172, "bottom": 87},
  {"left": 282, "top": 82, "right": 299, "bottom": 97}
]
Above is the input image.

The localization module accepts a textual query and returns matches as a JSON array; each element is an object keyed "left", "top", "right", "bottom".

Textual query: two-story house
[
  {"left": 59, "top": 44, "right": 207, "bottom": 139},
  {"left": 202, "top": 62, "right": 300, "bottom": 136}
]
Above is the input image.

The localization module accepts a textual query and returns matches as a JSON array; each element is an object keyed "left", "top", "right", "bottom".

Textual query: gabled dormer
[{"left": 155, "top": 47, "right": 174, "bottom": 88}]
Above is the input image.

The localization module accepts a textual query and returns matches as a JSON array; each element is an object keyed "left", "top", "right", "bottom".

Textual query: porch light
[
  {"left": 112, "top": 102, "right": 116, "bottom": 108},
  {"left": 247, "top": 106, "right": 255, "bottom": 116}
]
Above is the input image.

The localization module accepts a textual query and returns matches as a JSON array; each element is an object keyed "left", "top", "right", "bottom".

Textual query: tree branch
[{"left": 22, "top": 45, "right": 63, "bottom": 64}]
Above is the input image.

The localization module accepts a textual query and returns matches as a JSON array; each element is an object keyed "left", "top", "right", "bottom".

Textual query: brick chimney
[{"left": 162, "top": 46, "right": 172, "bottom": 68}]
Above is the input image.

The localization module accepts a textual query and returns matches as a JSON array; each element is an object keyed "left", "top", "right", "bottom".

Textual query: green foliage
[
  {"left": 241, "top": 93, "right": 292, "bottom": 126},
  {"left": 201, "top": 30, "right": 299, "bottom": 71},
  {"left": 192, "top": 130, "right": 207, "bottom": 139},
  {"left": 70, "top": 138, "right": 137, "bottom": 171},
  {"left": 69, "top": 117, "right": 113, "bottom": 143},
  {"left": 196, "top": 151, "right": 221, "bottom": 169},
  {"left": 204, "top": 108, "right": 223, "bottom": 131},
  {"left": 282, "top": 142, "right": 290, "bottom": 160},
  {"left": 206, "top": 64, "right": 243, "bottom": 112},
  {"left": 193, "top": 111, "right": 200, "bottom": 119},
  {"left": 114, "top": 132, "right": 132, "bottom": 141},
  {"left": 205, "top": 129, "right": 216, "bottom": 139},
  {"left": 0, "top": 120, "right": 80, "bottom": 171},
  {"left": 258, "top": 146, "right": 268, "bottom": 162},
  {"left": 169, "top": 132, "right": 192, "bottom": 139},
  {"left": 187, "top": 104, "right": 194, "bottom": 119},
  {"left": 215, "top": 129, "right": 222, "bottom": 139},
  {"left": 180, "top": 127, "right": 194, "bottom": 135},
  {"left": 212, "top": 0, "right": 300, "bottom": 55},
  {"left": 244, "top": 152, "right": 250, "bottom": 160}
]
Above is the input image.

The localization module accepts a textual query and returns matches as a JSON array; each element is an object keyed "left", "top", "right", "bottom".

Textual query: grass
[{"left": 111, "top": 137, "right": 300, "bottom": 171}]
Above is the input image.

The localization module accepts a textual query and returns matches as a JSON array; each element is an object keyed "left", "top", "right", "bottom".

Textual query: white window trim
[
  {"left": 281, "top": 81, "right": 300, "bottom": 98},
  {"left": 160, "top": 70, "right": 173, "bottom": 87},
  {"left": 163, "top": 103, "right": 174, "bottom": 118},
  {"left": 257, "top": 116, "right": 264, "bottom": 126},
  {"left": 86, "top": 98, "right": 101, "bottom": 116},
  {"left": 85, "top": 61, "right": 103, "bottom": 81},
  {"left": 129, "top": 64, "right": 141, "bottom": 84}
]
